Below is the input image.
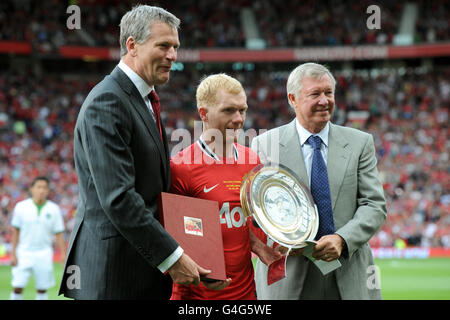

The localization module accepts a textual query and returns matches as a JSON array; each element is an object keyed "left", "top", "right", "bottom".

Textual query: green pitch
[
  {"left": 0, "top": 263, "right": 68, "bottom": 300},
  {"left": 0, "top": 258, "right": 449, "bottom": 300},
  {"left": 375, "top": 258, "right": 450, "bottom": 300},
  {"left": 250, "top": 257, "right": 450, "bottom": 300}
]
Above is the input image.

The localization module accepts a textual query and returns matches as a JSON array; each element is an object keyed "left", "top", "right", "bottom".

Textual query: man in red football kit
[{"left": 170, "top": 74, "right": 281, "bottom": 300}]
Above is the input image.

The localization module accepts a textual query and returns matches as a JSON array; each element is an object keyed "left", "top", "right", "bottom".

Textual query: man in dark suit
[{"left": 59, "top": 5, "right": 210, "bottom": 300}]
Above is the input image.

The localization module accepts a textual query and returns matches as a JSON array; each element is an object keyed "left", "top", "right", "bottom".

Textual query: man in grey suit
[
  {"left": 251, "top": 63, "right": 386, "bottom": 299},
  {"left": 59, "top": 5, "right": 210, "bottom": 300}
]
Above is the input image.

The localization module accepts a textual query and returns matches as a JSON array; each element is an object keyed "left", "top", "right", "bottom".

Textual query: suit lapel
[
  {"left": 160, "top": 121, "right": 171, "bottom": 190},
  {"left": 110, "top": 67, "right": 168, "bottom": 177},
  {"left": 279, "top": 120, "right": 309, "bottom": 187},
  {"left": 327, "top": 123, "right": 351, "bottom": 210},
  {"left": 280, "top": 121, "right": 351, "bottom": 211}
]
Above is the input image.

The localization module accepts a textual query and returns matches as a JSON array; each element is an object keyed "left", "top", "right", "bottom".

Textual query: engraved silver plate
[{"left": 241, "top": 163, "right": 318, "bottom": 248}]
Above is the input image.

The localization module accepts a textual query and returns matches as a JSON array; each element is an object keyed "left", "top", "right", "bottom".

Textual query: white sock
[
  {"left": 36, "top": 292, "right": 48, "bottom": 300},
  {"left": 10, "top": 292, "right": 23, "bottom": 300}
]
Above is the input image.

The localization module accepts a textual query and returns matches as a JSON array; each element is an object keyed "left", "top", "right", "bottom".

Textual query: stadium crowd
[
  {"left": 252, "top": 0, "right": 401, "bottom": 47},
  {"left": 0, "top": 63, "right": 448, "bottom": 251},
  {"left": 0, "top": 0, "right": 448, "bottom": 51}
]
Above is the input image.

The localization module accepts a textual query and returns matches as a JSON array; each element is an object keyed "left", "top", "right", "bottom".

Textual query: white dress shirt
[
  {"left": 295, "top": 119, "right": 330, "bottom": 185},
  {"left": 118, "top": 60, "right": 183, "bottom": 274},
  {"left": 118, "top": 60, "right": 157, "bottom": 119}
]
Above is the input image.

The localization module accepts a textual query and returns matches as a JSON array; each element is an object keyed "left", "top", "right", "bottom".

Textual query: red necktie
[{"left": 148, "top": 90, "right": 163, "bottom": 141}]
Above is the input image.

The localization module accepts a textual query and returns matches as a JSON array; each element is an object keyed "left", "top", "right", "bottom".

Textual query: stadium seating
[
  {"left": 0, "top": 64, "right": 448, "bottom": 248},
  {"left": 0, "top": 0, "right": 448, "bottom": 251},
  {"left": 1, "top": 0, "right": 448, "bottom": 49}
]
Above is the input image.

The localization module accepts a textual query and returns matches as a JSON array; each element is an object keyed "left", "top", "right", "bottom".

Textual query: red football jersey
[{"left": 169, "top": 139, "right": 260, "bottom": 300}]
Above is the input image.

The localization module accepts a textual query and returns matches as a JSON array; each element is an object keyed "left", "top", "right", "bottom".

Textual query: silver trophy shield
[{"left": 241, "top": 163, "right": 318, "bottom": 249}]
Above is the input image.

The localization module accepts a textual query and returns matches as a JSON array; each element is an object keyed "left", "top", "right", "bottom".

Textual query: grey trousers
[{"left": 300, "top": 262, "right": 341, "bottom": 300}]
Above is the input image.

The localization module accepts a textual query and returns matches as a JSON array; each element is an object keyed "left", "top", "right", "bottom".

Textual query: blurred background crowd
[
  {"left": 0, "top": 0, "right": 448, "bottom": 253},
  {"left": 1, "top": 0, "right": 449, "bottom": 49}
]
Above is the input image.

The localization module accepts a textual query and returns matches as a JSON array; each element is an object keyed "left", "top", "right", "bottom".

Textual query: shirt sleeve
[
  {"left": 169, "top": 158, "right": 191, "bottom": 195},
  {"left": 10, "top": 203, "right": 22, "bottom": 229},
  {"left": 157, "top": 246, "right": 184, "bottom": 273},
  {"left": 53, "top": 205, "right": 65, "bottom": 234}
]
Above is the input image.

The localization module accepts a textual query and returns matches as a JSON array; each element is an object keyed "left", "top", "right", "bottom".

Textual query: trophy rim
[{"left": 241, "top": 163, "right": 318, "bottom": 248}]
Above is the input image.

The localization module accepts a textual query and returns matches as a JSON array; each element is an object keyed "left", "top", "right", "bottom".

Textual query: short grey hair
[
  {"left": 119, "top": 5, "right": 180, "bottom": 57},
  {"left": 286, "top": 62, "right": 336, "bottom": 107}
]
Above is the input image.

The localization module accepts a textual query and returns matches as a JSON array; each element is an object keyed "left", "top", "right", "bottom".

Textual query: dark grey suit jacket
[{"left": 59, "top": 67, "right": 179, "bottom": 299}]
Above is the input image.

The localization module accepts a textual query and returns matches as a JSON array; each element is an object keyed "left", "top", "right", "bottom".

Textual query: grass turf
[
  {"left": 0, "top": 262, "right": 68, "bottom": 300},
  {"left": 0, "top": 258, "right": 449, "bottom": 300},
  {"left": 375, "top": 258, "right": 450, "bottom": 300}
]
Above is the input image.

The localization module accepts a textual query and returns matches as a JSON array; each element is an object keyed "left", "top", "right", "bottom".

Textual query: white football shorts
[{"left": 11, "top": 248, "right": 55, "bottom": 290}]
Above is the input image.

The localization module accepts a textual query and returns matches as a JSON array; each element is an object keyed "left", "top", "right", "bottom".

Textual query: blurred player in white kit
[{"left": 10, "top": 176, "right": 66, "bottom": 300}]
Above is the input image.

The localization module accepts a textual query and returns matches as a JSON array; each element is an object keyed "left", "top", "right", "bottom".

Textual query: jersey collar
[{"left": 197, "top": 135, "right": 239, "bottom": 162}]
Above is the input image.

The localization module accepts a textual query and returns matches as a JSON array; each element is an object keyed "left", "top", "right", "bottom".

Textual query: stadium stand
[
  {"left": 251, "top": 0, "right": 401, "bottom": 47},
  {"left": 0, "top": 0, "right": 449, "bottom": 256},
  {"left": 0, "top": 63, "right": 448, "bottom": 249},
  {"left": 1, "top": 0, "right": 448, "bottom": 49}
]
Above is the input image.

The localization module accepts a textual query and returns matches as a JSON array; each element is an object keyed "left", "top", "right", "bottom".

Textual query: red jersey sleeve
[{"left": 169, "top": 155, "right": 191, "bottom": 196}]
